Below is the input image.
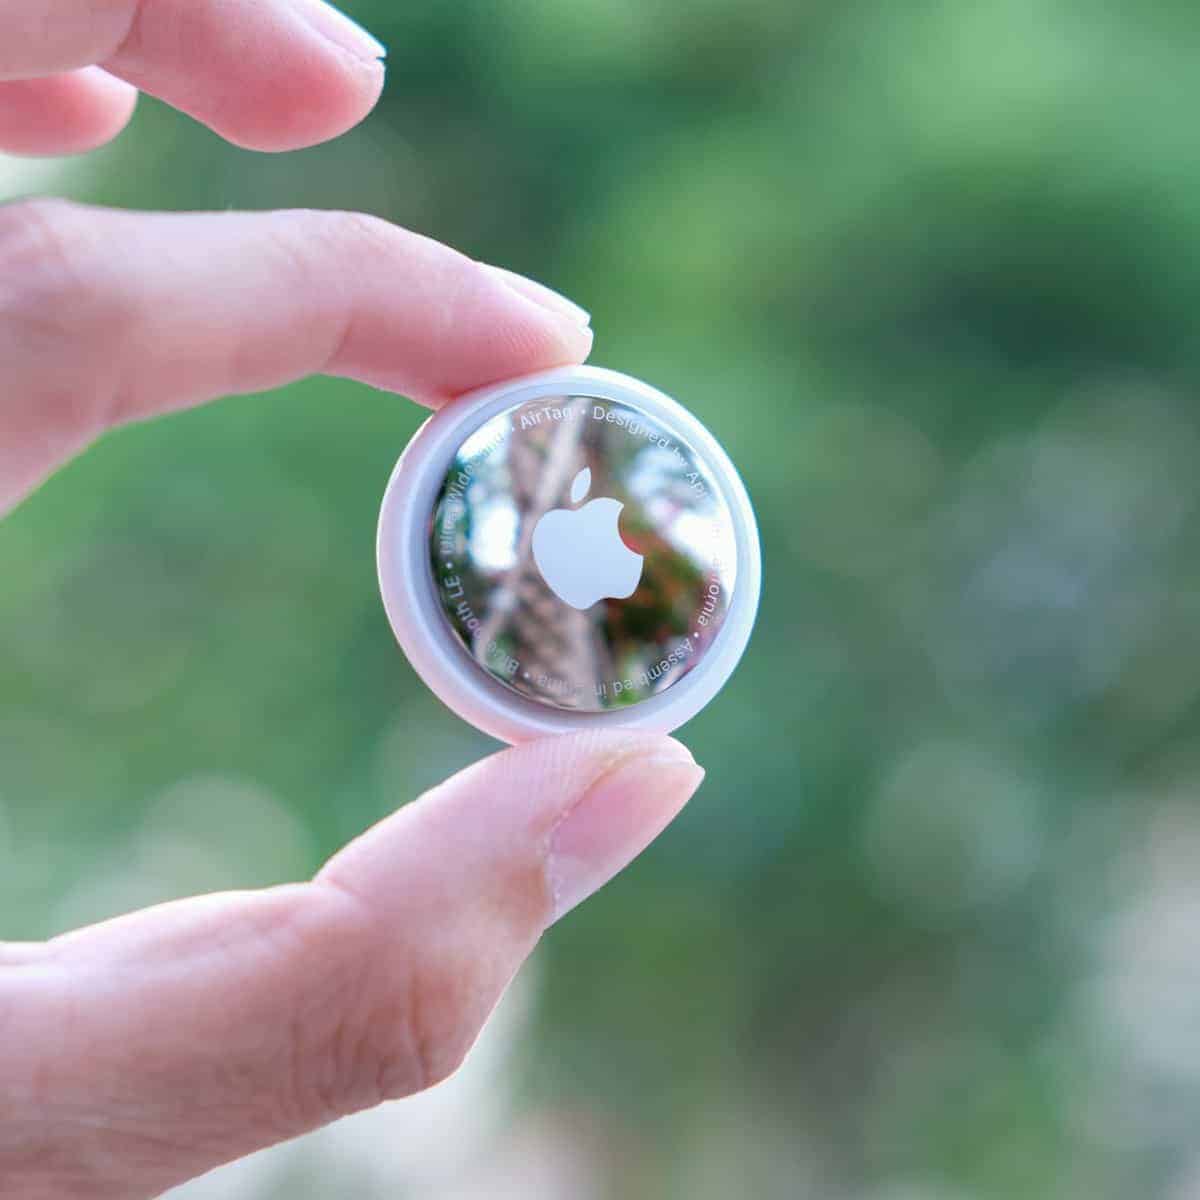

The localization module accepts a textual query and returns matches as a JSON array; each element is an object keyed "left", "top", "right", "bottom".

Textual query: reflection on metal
[{"left": 429, "top": 394, "right": 739, "bottom": 712}]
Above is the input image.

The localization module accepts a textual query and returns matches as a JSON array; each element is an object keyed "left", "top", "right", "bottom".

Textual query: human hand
[{"left": 0, "top": 5, "right": 705, "bottom": 1196}]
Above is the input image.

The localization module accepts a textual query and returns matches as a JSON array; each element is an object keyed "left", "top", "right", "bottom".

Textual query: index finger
[
  {"left": 0, "top": 201, "right": 593, "bottom": 513},
  {"left": 0, "top": 0, "right": 386, "bottom": 151}
]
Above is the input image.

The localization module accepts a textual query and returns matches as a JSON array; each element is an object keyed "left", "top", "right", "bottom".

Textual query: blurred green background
[{"left": 5, "top": 1, "right": 1200, "bottom": 1197}]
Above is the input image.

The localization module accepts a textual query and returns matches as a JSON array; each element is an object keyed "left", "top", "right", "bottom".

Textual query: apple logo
[{"left": 532, "top": 467, "right": 645, "bottom": 610}]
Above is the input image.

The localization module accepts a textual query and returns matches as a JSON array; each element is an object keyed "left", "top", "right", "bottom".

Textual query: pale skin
[{"left": 0, "top": 5, "right": 705, "bottom": 1196}]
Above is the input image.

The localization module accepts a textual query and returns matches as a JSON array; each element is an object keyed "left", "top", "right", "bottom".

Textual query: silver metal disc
[{"left": 428, "top": 393, "right": 739, "bottom": 712}]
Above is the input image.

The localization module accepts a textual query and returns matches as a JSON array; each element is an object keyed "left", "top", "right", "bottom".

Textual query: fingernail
[
  {"left": 548, "top": 742, "right": 704, "bottom": 922},
  {"left": 300, "top": 0, "right": 387, "bottom": 64},
  {"left": 480, "top": 263, "right": 591, "bottom": 328}
]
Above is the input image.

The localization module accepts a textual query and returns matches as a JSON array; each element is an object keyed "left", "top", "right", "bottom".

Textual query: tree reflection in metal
[{"left": 429, "top": 394, "right": 737, "bottom": 713}]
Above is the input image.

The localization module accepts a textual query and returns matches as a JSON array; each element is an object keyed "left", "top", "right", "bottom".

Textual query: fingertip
[
  {"left": 319, "top": 730, "right": 701, "bottom": 924},
  {"left": 461, "top": 729, "right": 703, "bottom": 925},
  {"left": 416, "top": 263, "right": 596, "bottom": 406},
  {"left": 315, "top": 221, "right": 596, "bottom": 403},
  {"left": 0, "top": 68, "right": 138, "bottom": 158},
  {"left": 76, "top": 68, "right": 139, "bottom": 150},
  {"left": 497, "top": 728, "right": 694, "bottom": 782},
  {"left": 102, "top": 0, "right": 387, "bottom": 154},
  {"left": 292, "top": 0, "right": 388, "bottom": 64},
  {"left": 203, "top": 57, "right": 385, "bottom": 153},
  {"left": 219, "top": 0, "right": 387, "bottom": 152},
  {"left": 478, "top": 263, "right": 593, "bottom": 328},
  {"left": 540, "top": 732, "right": 703, "bottom": 922}
]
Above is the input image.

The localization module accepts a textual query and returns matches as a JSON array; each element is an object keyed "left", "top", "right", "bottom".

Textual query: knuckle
[
  {"left": 0, "top": 197, "right": 79, "bottom": 262},
  {"left": 312, "top": 208, "right": 402, "bottom": 253},
  {"left": 0, "top": 198, "right": 93, "bottom": 307},
  {"left": 273, "top": 208, "right": 397, "bottom": 266},
  {"left": 272, "top": 208, "right": 477, "bottom": 380},
  {"left": 277, "top": 884, "right": 479, "bottom": 1125},
  {"left": 262, "top": 208, "right": 398, "bottom": 304},
  {"left": 328, "top": 210, "right": 479, "bottom": 359},
  {"left": 395, "top": 949, "right": 479, "bottom": 1095},
  {"left": 0, "top": 198, "right": 129, "bottom": 432}
]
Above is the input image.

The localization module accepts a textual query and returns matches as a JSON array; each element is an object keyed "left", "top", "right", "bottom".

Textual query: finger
[
  {"left": 0, "top": 0, "right": 385, "bottom": 152},
  {"left": 0, "top": 68, "right": 138, "bottom": 156},
  {"left": 0, "top": 200, "right": 593, "bottom": 513},
  {"left": 0, "top": 732, "right": 703, "bottom": 1198}
]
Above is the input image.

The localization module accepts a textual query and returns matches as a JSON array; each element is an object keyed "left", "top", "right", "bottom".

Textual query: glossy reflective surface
[{"left": 429, "top": 394, "right": 739, "bottom": 711}]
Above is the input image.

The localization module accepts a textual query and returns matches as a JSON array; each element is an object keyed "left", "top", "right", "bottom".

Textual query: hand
[{"left": 0, "top": 5, "right": 705, "bottom": 1197}]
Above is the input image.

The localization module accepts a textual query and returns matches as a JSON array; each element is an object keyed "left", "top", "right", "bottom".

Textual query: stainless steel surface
[{"left": 429, "top": 394, "right": 739, "bottom": 712}]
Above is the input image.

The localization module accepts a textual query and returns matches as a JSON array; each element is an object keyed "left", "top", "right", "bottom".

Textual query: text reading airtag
[{"left": 428, "top": 395, "right": 739, "bottom": 713}]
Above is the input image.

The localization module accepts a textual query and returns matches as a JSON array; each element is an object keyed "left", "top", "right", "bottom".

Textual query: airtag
[{"left": 377, "top": 366, "right": 761, "bottom": 744}]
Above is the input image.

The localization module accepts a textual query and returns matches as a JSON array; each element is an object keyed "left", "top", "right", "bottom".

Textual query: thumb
[{"left": 0, "top": 732, "right": 702, "bottom": 1200}]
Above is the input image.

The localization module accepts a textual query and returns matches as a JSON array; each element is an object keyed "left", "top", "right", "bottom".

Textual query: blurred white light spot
[
  {"left": 0, "top": 153, "right": 81, "bottom": 201},
  {"left": 1087, "top": 802, "right": 1200, "bottom": 1079},
  {"left": 925, "top": 387, "right": 1190, "bottom": 725},
  {"left": 49, "top": 775, "right": 315, "bottom": 933},
  {"left": 863, "top": 740, "right": 1044, "bottom": 919},
  {"left": 372, "top": 711, "right": 492, "bottom": 810},
  {"left": 470, "top": 497, "right": 520, "bottom": 571},
  {"left": 143, "top": 775, "right": 316, "bottom": 885},
  {"left": 1062, "top": 787, "right": 1200, "bottom": 1157},
  {"left": 787, "top": 401, "right": 942, "bottom": 578}
]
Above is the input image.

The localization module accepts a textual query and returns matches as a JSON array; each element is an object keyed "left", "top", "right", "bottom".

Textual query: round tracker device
[{"left": 377, "top": 366, "right": 761, "bottom": 743}]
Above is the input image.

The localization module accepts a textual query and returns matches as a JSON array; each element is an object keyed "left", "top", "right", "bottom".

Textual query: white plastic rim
[{"left": 376, "top": 365, "right": 762, "bottom": 744}]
